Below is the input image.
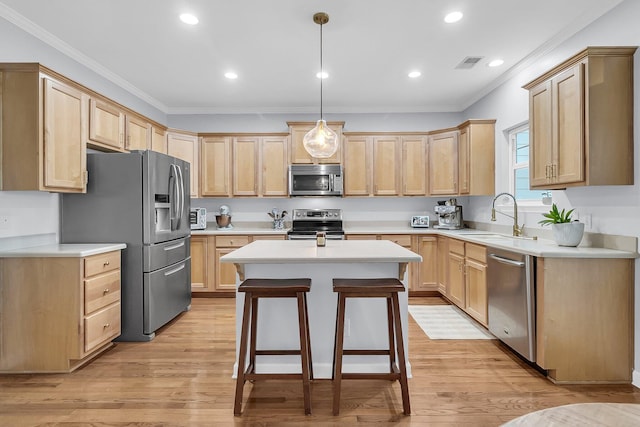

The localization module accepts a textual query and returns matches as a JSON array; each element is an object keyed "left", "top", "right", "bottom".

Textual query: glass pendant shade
[{"left": 303, "top": 119, "right": 338, "bottom": 158}]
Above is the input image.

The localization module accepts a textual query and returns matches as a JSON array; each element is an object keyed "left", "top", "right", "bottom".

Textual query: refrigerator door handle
[
  {"left": 169, "top": 164, "right": 180, "bottom": 230},
  {"left": 176, "top": 164, "right": 185, "bottom": 227}
]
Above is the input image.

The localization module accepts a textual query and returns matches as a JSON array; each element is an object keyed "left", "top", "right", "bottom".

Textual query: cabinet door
[
  {"left": 402, "top": 136, "right": 427, "bottom": 195},
  {"left": 233, "top": 136, "right": 259, "bottom": 196},
  {"left": 529, "top": 81, "right": 553, "bottom": 187},
  {"left": 167, "top": 131, "right": 199, "bottom": 197},
  {"left": 88, "top": 98, "right": 125, "bottom": 150},
  {"left": 200, "top": 136, "right": 231, "bottom": 197},
  {"left": 372, "top": 136, "right": 400, "bottom": 196},
  {"left": 458, "top": 127, "right": 470, "bottom": 195},
  {"left": 190, "top": 236, "right": 213, "bottom": 292},
  {"left": 416, "top": 236, "right": 437, "bottom": 291},
  {"left": 429, "top": 131, "right": 458, "bottom": 195},
  {"left": 343, "top": 135, "right": 371, "bottom": 196},
  {"left": 465, "top": 258, "right": 487, "bottom": 325},
  {"left": 125, "top": 114, "right": 151, "bottom": 151},
  {"left": 437, "top": 236, "right": 448, "bottom": 294},
  {"left": 289, "top": 122, "right": 342, "bottom": 164},
  {"left": 553, "top": 64, "right": 585, "bottom": 185},
  {"left": 42, "top": 78, "right": 87, "bottom": 192},
  {"left": 151, "top": 126, "right": 167, "bottom": 154},
  {"left": 261, "top": 136, "right": 288, "bottom": 196},
  {"left": 215, "top": 247, "right": 239, "bottom": 291},
  {"left": 447, "top": 252, "right": 465, "bottom": 307}
]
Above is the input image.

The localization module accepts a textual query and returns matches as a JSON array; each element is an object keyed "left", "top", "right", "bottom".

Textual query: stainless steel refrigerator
[{"left": 61, "top": 150, "right": 191, "bottom": 341}]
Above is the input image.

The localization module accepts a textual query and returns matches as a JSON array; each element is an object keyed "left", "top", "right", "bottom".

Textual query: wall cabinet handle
[{"left": 103, "top": 288, "right": 110, "bottom": 295}]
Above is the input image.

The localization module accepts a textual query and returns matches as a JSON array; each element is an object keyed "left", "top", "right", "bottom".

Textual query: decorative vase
[{"left": 551, "top": 222, "right": 585, "bottom": 247}]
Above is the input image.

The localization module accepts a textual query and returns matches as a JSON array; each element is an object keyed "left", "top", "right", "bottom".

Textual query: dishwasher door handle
[{"left": 488, "top": 253, "right": 526, "bottom": 267}]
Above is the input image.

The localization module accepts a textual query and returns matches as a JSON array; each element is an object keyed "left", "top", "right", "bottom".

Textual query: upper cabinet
[
  {"left": 232, "top": 134, "right": 289, "bottom": 197},
  {"left": 0, "top": 64, "right": 87, "bottom": 193},
  {"left": 88, "top": 97, "right": 125, "bottom": 152},
  {"left": 402, "top": 135, "right": 427, "bottom": 196},
  {"left": 200, "top": 136, "right": 231, "bottom": 197},
  {"left": 167, "top": 130, "right": 199, "bottom": 197},
  {"left": 151, "top": 126, "right": 167, "bottom": 154},
  {"left": 288, "top": 121, "right": 344, "bottom": 164},
  {"left": 457, "top": 120, "right": 495, "bottom": 196},
  {"left": 523, "top": 46, "right": 636, "bottom": 189},
  {"left": 428, "top": 130, "right": 459, "bottom": 195},
  {"left": 125, "top": 113, "right": 152, "bottom": 151}
]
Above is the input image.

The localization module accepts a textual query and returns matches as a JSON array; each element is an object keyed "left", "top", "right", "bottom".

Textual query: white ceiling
[{"left": 0, "top": 0, "right": 624, "bottom": 115}]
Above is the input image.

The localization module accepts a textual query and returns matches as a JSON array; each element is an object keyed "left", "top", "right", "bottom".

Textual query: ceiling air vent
[{"left": 455, "top": 56, "right": 484, "bottom": 69}]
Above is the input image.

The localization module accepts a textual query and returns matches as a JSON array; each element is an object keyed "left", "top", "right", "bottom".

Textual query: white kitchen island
[{"left": 220, "top": 239, "right": 422, "bottom": 379}]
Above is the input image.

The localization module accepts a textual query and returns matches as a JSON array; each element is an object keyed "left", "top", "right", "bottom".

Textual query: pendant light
[{"left": 303, "top": 12, "right": 339, "bottom": 159}]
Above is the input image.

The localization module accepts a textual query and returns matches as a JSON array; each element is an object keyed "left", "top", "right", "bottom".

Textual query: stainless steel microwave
[{"left": 288, "top": 164, "right": 343, "bottom": 197}]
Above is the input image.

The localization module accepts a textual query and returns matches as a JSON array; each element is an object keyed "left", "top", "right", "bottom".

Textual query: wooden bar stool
[
  {"left": 234, "top": 278, "right": 313, "bottom": 416},
  {"left": 332, "top": 278, "right": 410, "bottom": 416}
]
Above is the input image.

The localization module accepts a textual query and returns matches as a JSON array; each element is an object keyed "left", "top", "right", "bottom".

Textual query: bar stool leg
[
  {"left": 248, "top": 296, "right": 259, "bottom": 375},
  {"left": 392, "top": 292, "right": 411, "bottom": 415},
  {"left": 332, "top": 292, "right": 347, "bottom": 416},
  {"left": 303, "top": 292, "right": 314, "bottom": 380},
  {"left": 234, "top": 292, "right": 252, "bottom": 416},
  {"left": 297, "top": 292, "right": 312, "bottom": 415},
  {"left": 386, "top": 296, "right": 397, "bottom": 374}
]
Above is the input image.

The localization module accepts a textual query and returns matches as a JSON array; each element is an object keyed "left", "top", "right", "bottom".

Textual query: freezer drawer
[
  {"left": 143, "top": 258, "right": 191, "bottom": 334},
  {"left": 143, "top": 236, "right": 190, "bottom": 272}
]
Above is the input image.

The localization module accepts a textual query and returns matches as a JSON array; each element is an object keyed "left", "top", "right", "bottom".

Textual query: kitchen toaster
[{"left": 190, "top": 207, "right": 207, "bottom": 230}]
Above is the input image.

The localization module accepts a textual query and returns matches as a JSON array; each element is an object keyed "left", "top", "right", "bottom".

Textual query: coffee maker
[{"left": 433, "top": 199, "right": 463, "bottom": 230}]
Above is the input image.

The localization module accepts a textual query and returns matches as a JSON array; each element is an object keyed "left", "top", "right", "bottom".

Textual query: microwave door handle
[{"left": 329, "top": 174, "right": 334, "bottom": 191}]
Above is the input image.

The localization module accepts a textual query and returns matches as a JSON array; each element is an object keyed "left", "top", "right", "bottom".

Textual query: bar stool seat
[
  {"left": 234, "top": 278, "right": 313, "bottom": 416},
  {"left": 332, "top": 278, "right": 410, "bottom": 416}
]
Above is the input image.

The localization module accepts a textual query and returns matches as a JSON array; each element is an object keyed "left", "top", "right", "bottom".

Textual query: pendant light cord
[{"left": 319, "top": 20, "right": 323, "bottom": 120}]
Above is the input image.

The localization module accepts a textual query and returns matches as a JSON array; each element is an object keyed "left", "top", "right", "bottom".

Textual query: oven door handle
[{"left": 287, "top": 234, "right": 314, "bottom": 240}]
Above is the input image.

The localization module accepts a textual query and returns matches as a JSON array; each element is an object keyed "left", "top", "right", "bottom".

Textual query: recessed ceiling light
[
  {"left": 444, "top": 11, "right": 463, "bottom": 23},
  {"left": 408, "top": 71, "right": 421, "bottom": 78},
  {"left": 488, "top": 59, "right": 504, "bottom": 67},
  {"left": 225, "top": 72, "right": 238, "bottom": 79},
  {"left": 316, "top": 71, "right": 329, "bottom": 79},
  {"left": 179, "top": 13, "right": 199, "bottom": 25}
]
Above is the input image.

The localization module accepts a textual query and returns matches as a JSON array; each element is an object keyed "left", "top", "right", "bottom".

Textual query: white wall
[{"left": 461, "top": 0, "right": 640, "bottom": 385}]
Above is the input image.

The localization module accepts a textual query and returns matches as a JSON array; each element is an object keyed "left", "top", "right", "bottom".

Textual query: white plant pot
[{"left": 552, "top": 222, "right": 585, "bottom": 247}]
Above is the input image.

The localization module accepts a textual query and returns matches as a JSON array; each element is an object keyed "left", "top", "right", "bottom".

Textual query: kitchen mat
[{"left": 408, "top": 305, "right": 494, "bottom": 340}]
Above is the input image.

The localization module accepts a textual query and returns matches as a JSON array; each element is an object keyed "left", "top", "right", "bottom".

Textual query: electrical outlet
[{"left": 0, "top": 215, "right": 9, "bottom": 230}]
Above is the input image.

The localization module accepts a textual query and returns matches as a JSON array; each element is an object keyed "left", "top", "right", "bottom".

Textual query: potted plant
[{"left": 538, "top": 203, "right": 584, "bottom": 247}]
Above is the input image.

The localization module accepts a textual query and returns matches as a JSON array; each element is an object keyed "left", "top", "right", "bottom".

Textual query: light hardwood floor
[{"left": 1, "top": 296, "right": 639, "bottom": 426}]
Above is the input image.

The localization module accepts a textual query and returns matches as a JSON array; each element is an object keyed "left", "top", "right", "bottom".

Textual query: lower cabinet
[
  {"left": 190, "top": 234, "right": 286, "bottom": 294},
  {"left": 445, "top": 238, "right": 488, "bottom": 326},
  {"left": 0, "top": 250, "right": 122, "bottom": 373},
  {"left": 414, "top": 236, "right": 438, "bottom": 291}
]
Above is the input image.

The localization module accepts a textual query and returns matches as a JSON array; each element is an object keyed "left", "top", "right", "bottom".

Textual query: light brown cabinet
[
  {"left": 88, "top": 97, "right": 125, "bottom": 151},
  {"left": 414, "top": 236, "right": 437, "bottom": 291},
  {"left": 288, "top": 121, "right": 344, "bottom": 164},
  {"left": 457, "top": 120, "right": 495, "bottom": 196},
  {"left": 232, "top": 135, "right": 288, "bottom": 197},
  {"left": 372, "top": 136, "right": 401, "bottom": 196},
  {"left": 0, "top": 250, "right": 122, "bottom": 373},
  {"left": 445, "top": 239, "right": 487, "bottom": 325},
  {"left": 523, "top": 46, "right": 636, "bottom": 189},
  {"left": 343, "top": 135, "right": 370, "bottom": 196},
  {"left": 167, "top": 130, "right": 199, "bottom": 197},
  {"left": 536, "top": 257, "right": 633, "bottom": 383},
  {"left": 190, "top": 235, "right": 214, "bottom": 292},
  {"left": 151, "top": 126, "right": 167, "bottom": 154},
  {"left": 125, "top": 113, "right": 152, "bottom": 151},
  {"left": 428, "top": 130, "right": 459, "bottom": 195},
  {"left": 402, "top": 136, "right": 427, "bottom": 195},
  {"left": 200, "top": 136, "right": 231, "bottom": 197},
  {"left": 436, "top": 236, "right": 448, "bottom": 294},
  {"left": 0, "top": 65, "right": 88, "bottom": 193}
]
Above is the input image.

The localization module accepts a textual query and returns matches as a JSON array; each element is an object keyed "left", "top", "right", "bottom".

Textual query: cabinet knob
[
  {"left": 103, "top": 323, "right": 110, "bottom": 329},
  {"left": 103, "top": 288, "right": 110, "bottom": 295},
  {"left": 103, "top": 261, "right": 110, "bottom": 266}
]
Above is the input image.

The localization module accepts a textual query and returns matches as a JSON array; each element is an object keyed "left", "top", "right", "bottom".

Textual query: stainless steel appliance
[
  {"left": 433, "top": 202, "right": 463, "bottom": 229},
  {"left": 287, "top": 208, "right": 345, "bottom": 240},
  {"left": 487, "top": 247, "right": 536, "bottom": 362},
  {"left": 410, "top": 215, "right": 430, "bottom": 228},
  {"left": 190, "top": 207, "right": 207, "bottom": 230},
  {"left": 289, "top": 164, "right": 343, "bottom": 197},
  {"left": 61, "top": 150, "right": 191, "bottom": 342}
]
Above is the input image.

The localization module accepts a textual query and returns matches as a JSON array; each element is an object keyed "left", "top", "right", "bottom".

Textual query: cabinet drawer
[
  {"left": 465, "top": 243, "right": 486, "bottom": 263},
  {"left": 216, "top": 235, "right": 250, "bottom": 247},
  {"left": 381, "top": 234, "right": 412, "bottom": 247},
  {"left": 85, "top": 270, "right": 121, "bottom": 315},
  {"left": 346, "top": 234, "right": 378, "bottom": 240},
  {"left": 84, "top": 303, "right": 121, "bottom": 353},
  {"left": 252, "top": 235, "right": 286, "bottom": 241},
  {"left": 84, "top": 251, "right": 121, "bottom": 277},
  {"left": 449, "top": 238, "right": 465, "bottom": 255}
]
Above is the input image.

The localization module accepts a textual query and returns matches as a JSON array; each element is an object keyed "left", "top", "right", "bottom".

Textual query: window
[{"left": 509, "top": 124, "right": 548, "bottom": 203}]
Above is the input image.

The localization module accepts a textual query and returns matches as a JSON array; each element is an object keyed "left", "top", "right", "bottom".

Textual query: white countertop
[
  {"left": 220, "top": 239, "right": 422, "bottom": 264},
  {"left": 0, "top": 243, "right": 126, "bottom": 258}
]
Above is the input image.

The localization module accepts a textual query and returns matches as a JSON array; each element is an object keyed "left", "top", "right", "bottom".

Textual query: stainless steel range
[{"left": 287, "top": 208, "right": 345, "bottom": 240}]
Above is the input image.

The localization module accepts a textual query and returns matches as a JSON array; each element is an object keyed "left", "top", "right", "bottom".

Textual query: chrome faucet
[{"left": 491, "top": 192, "right": 524, "bottom": 237}]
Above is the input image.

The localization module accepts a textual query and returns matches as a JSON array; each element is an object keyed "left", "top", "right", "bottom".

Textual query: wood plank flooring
[{"left": 1, "top": 296, "right": 639, "bottom": 426}]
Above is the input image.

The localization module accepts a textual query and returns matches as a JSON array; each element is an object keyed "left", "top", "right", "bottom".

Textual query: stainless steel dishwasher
[{"left": 487, "top": 247, "right": 536, "bottom": 362}]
